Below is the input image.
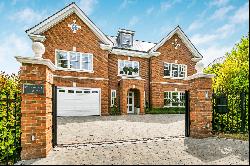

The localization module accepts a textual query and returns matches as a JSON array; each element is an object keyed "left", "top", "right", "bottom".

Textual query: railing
[
  {"left": 0, "top": 92, "right": 21, "bottom": 165},
  {"left": 212, "top": 91, "right": 248, "bottom": 133}
]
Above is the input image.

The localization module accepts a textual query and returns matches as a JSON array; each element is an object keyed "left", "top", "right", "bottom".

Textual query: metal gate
[
  {"left": 212, "top": 91, "right": 248, "bottom": 133},
  {"left": 52, "top": 85, "right": 57, "bottom": 147},
  {"left": 185, "top": 90, "right": 190, "bottom": 137}
]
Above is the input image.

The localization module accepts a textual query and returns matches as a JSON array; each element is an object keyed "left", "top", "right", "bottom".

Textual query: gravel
[{"left": 19, "top": 114, "right": 249, "bottom": 165}]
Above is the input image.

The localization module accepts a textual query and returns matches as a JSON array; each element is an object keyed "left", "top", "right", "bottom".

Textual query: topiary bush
[{"left": 0, "top": 71, "right": 21, "bottom": 164}]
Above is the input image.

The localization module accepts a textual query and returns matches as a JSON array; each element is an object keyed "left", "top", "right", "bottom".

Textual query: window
[
  {"left": 164, "top": 63, "right": 187, "bottom": 78},
  {"left": 121, "top": 33, "right": 132, "bottom": 47},
  {"left": 56, "top": 50, "right": 93, "bottom": 71},
  {"left": 164, "top": 91, "right": 185, "bottom": 107},
  {"left": 111, "top": 90, "right": 116, "bottom": 107},
  {"left": 118, "top": 60, "right": 139, "bottom": 77}
]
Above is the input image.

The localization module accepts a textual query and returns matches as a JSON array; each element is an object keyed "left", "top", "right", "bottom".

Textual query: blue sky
[{"left": 0, "top": 0, "right": 249, "bottom": 74}]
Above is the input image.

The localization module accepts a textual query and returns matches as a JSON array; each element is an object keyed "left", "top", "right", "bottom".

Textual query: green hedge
[
  {"left": 0, "top": 72, "right": 21, "bottom": 164},
  {"left": 145, "top": 107, "right": 185, "bottom": 114}
]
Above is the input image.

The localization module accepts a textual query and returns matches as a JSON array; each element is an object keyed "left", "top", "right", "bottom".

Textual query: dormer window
[
  {"left": 117, "top": 29, "right": 135, "bottom": 48},
  {"left": 121, "top": 33, "right": 132, "bottom": 47}
]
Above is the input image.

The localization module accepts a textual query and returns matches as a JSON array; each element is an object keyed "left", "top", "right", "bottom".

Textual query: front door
[{"left": 127, "top": 91, "right": 134, "bottom": 114}]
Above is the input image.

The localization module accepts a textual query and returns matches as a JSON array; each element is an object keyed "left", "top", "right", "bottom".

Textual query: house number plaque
[{"left": 23, "top": 84, "right": 44, "bottom": 95}]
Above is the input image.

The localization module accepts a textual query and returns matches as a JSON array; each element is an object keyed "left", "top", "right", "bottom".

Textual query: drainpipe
[{"left": 148, "top": 57, "right": 151, "bottom": 109}]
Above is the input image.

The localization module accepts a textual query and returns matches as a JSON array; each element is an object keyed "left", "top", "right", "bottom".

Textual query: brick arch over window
[{"left": 119, "top": 79, "right": 145, "bottom": 115}]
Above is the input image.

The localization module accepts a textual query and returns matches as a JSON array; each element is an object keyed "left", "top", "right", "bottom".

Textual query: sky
[{"left": 0, "top": 0, "right": 249, "bottom": 74}]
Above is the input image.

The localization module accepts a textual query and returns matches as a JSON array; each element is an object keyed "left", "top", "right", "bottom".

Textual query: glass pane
[
  {"left": 172, "top": 92, "right": 179, "bottom": 106},
  {"left": 82, "top": 55, "right": 89, "bottom": 70},
  {"left": 178, "top": 65, "right": 185, "bottom": 77},
  {"left": 70, "top": 52, "right": 80, "bottom": 69},
  {"left": 88, "top": 55, "right": 93, "bottom": 70},
  {"left": 57, "top": 51, "right": 68, "bottom": 68},
  {"left": 172, "top": 64, "right": 178, "bottom": 77},
  {"left": 129, "top": 98, "right": 132, "bottom": 104},
  {"left": 129, "top": 106, "right": 132, "bottom": 112}
]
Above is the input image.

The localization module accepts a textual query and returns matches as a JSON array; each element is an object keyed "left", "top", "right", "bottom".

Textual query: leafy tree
[{"left": 204, "top": 34, "right": 249, "bottom": 93}]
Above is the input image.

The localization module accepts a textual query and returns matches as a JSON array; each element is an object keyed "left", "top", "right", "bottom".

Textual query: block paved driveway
[{"left": 21, "top": 115, "right": 249, "bottom": 165}]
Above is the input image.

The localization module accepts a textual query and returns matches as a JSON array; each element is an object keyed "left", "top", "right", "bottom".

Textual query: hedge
[
  {"left": 145, "top": 107, "right": 185, "bottom": 114},
  {"left": 0, "top": 72, "right": 21, "bottom": 164}
]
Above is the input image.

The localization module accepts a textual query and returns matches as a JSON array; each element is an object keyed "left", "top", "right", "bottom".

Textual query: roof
[
  {"left": 149, "top": 26, "right": 203, "bottom": 58},
  {"left": 25, "top": 2, "right": 113, "bottom": 46},
  {"left": 25, "top": 2, "right": 203, "bottom": 59},
  {"left": 107, "top": 36, "right": 156, "bottom": 52}
]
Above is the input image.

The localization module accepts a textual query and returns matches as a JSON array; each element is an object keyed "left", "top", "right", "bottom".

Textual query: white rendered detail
[{"left": 32, "top": 42, "right": 45, "bottom": 58}]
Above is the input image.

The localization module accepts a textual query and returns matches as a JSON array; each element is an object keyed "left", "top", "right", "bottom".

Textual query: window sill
[
  {"left": 163, "top": 76, "right": 185, "bottom": 80},
  {"left": 56, "top": 68, "right": 94, "bottom": 73},
  {"left": 118, "top": 75, "right": 140, "bottom": 78},
  {"left": 163, "top": 106, "right": 185, "bottom": 108}
]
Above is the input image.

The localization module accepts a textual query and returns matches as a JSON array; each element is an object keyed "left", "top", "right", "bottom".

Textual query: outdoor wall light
[{"left": 205, "top": 91, "right": 209, "bottom": 99}]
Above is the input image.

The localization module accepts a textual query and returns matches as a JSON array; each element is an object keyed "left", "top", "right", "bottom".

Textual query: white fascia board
[
  {"left": 111, "top": 48, "right": 150, "bottom": 58},
  {"left": 100, "top": 44, "right": 113, "bottom": 51},
  {"left": 149, "top": 26, "right": 203, "bottom": 59},
  {"left": 26, "top": 4, "right": 113, "bottom": 46},
  {"left": 15, "top": 56, "right": 56, "bottom": 71}
]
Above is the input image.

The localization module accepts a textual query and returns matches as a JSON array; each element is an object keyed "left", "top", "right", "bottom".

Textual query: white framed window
[
  {"left": 56, "top": 49, "right": 93, "bottom": 72},
  {"left": 164, "top": 91, "right": 185, "bottom": 107},
  {"left": 118, "top": 60, "right": 139, "bottom": 77},
  {"left": 163, "top": 63, "right": 187, "bottom": 78},
  {"left": 111, "top": 90, "right": 116, "bottom": 107}
]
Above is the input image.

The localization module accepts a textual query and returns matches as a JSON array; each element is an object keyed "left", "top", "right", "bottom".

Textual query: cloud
[
  {"left": 200, "top": 45, "right": 233, "bottom": 67},
  {"left": 79, "top": 0, "right": 98, "bottom": 15},
  {"left": 230, "top": 2, "right": 249, "bottom": 24},
  {"left": 128, "top": 16, "right": 139, "bottom": 27},
  {"left": 191, "top": 34, "right": 219, "bottom": 46},
  {"left": 209, "top": 0, "right": 229, "bottom": 7},
  {"left": 216, "top": 23, "right": 235, "bottom": 37},
  {"left": 146, "top": 7, "right": 154, "bottom": 15},
  {"left": 210, "top": 5, "right": 234, "bottom": 20},
  {"left": 9, "top": 8, "right": 47, "bottom": 26},
  {"left": 0, "top": 33, "right": 32, "bottom": 74},
  {"left": 160, "top": 0, "right": 181, "bottom": 11},
  {"left": 119, "top": 0, "right": 137, "bottom": 10},
  {"left": 187, "top": 20, "right": 204, "bottom": 32}
]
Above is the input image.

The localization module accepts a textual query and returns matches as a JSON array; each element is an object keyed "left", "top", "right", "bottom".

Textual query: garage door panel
[{"left": 57, "top": 87, "right": 100, "bottom": 116}]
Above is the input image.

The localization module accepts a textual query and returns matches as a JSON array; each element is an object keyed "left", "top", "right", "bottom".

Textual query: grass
[{"left": 215, "top": 132, "right": 249, "bottom": 141}]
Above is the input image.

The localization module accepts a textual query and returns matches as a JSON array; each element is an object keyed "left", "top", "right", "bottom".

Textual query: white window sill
[
  {"left": 56, "top": 68, "right": 94, "bottom": 73},
  {"left": 163, "top": 106, "right": 185, "bottom": 108},
  {"left": 118, "top": 74, "right": 140, "bottom": 78},
  {"left": 163, "top": 76, "right": 185, "bottom": 80}
]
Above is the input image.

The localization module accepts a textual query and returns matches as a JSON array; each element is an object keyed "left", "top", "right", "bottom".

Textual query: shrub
[
  {"left": 146, "top": 107, "right": 185, "bottom": 114},
  {"left": 0, "top": 72, "right": 21, "bottom": 164}
]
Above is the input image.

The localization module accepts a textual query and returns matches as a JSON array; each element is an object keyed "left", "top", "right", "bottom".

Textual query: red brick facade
[{"left": 18, "top": 4, "right": 214, "bottom": 160}]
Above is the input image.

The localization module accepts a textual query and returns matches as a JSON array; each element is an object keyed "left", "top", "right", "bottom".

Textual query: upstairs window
[
  {"left": 164, "top": 91, "right": 185, "bottom": 107},
  {"left": 164, "top": 63, "right": 187, "bottom": 78},
  {"left": 118, "top": 60, "right": 139, "bottom": 77},
  {"left": 56, "top": 50, "right": 93, "bottom": 71}
]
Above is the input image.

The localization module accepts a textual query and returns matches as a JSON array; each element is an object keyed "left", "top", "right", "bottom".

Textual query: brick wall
[
  {"left": 108, "top": 54, "right": 149, "bottom": 113},
  {"left": 20, "top": 64, "right": 53, "bottom": 160},
  {"left": 150, "top": 34, "right": 197, "bottom": 108}
]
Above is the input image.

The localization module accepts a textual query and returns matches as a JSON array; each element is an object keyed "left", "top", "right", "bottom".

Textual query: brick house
[{"left": 22, "top": 2, "right": 203, "bottom": 116}]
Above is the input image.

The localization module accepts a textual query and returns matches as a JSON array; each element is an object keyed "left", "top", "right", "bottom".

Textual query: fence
[
  {"left": 0, "top": 92, "right": 21, "bottom": 165},
  {"left": 212, "top": 91, "right": 248, "bottom": 133}
]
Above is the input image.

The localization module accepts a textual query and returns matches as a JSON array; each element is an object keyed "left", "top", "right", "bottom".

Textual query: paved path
[{"left": 19, "top": 115, "right": 249, "bottom": 165}]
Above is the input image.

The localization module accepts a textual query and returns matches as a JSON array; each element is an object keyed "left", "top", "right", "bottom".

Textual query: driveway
[
  {"left": 57, "top": 114, "right": 185, "bottom": 145},
  {"left": 19, "top": 114, "right": 249, "bottom": 165}
]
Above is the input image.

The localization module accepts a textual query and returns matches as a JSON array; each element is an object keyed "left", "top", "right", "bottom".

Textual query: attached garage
[{"left": 57, "top": 87, "right": 101, "bottom": 116}]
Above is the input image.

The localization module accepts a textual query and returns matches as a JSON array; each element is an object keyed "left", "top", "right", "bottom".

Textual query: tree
[{"left": 204, "top": 34, "right": 249, "bottom": 94}]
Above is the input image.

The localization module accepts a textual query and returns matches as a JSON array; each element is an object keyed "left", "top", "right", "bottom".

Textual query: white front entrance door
[{"left": 127, "top": 91, "right": 134, "bottom": 114}]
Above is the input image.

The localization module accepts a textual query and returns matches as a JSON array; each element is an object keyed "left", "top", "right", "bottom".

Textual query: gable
[
  {"left": 26, "top": 2, "right": 112, "bottom": 46},
  {"left": 149, "top": 26, "right": 203, "bottom": 59}
]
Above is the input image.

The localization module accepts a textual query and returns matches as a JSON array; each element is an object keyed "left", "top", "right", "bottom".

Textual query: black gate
[
  {"left": 212, "top": 91, "right": 248, "bottom": 133},
  {"left": 52, "top": 85, "right": 57, "bottom": 147},
  {"left": 185, "top": 90, "right": 190, "bottom": 137}
]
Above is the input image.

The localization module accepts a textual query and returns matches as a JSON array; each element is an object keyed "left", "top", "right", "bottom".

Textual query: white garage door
[{"left": 57, "top": 87, "right": 101, "bottom": 116}]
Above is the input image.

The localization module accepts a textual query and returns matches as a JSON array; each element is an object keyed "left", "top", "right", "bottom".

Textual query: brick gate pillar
[
  {"left": 16, "top": 56, "right": 56, "bottom": 160},
  {"left": 185, "top": 61, "right": 215, "bottom": 138}
]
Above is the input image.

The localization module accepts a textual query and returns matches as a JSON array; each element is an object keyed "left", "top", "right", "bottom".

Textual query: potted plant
[
  {"left": 133, "top": 67, "right": 139, "bottom": 74},
  {"left": 123, "top": 66, "right": 129, "bottom": 75},
  {"left": 135, "top": 104, "right": 140, "bottom": 115},
  {"left": 128, "top": 67, "right": 134, "bottom": 75}
]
